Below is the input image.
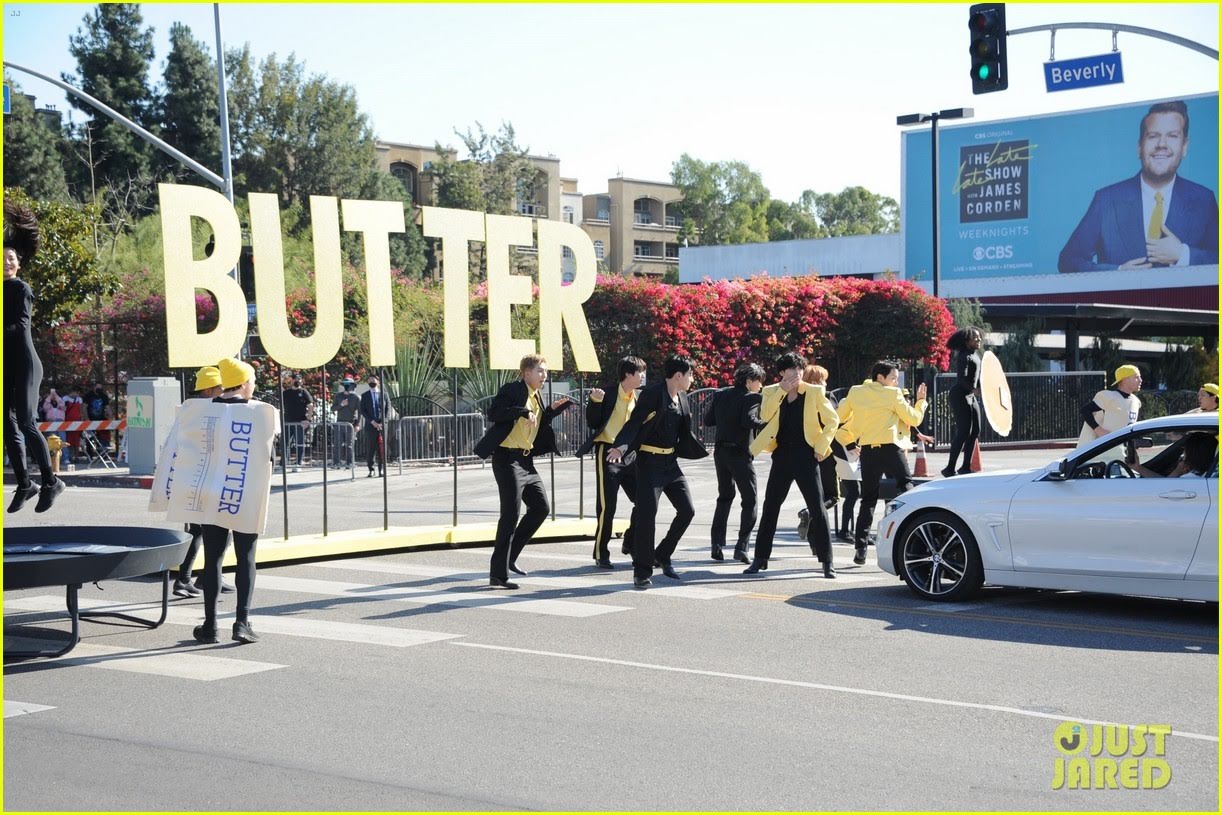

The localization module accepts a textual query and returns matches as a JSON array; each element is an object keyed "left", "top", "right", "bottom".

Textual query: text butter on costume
[{"left": 218, "top": 420, "right": 254, "bottom": 515}]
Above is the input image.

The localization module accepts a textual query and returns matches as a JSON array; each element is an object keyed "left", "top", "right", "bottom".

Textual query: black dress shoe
[
  {"left": 192, "top": 624, "right": 219, "bottom": 644},
  {"left": 368, "top": 470, "right": 375, "bottom": 478},
  {"left": 743, "top": 562, "right": 767, "bottom": 574},
  {"left": 633, "top": 577, "right": 651, "bottom": 589},
  {"left": 34, "top": 477, "right": 65, "bottom": 513},
  {"left": 231, "top": 620, "right": 259, "bottom": 644},
  {"left": 7, "top": 482, "right": 38, "bottom": 513},
  {"left": 823, "top": 563, "right": 837, "bottom": 579},
  {"left": 957, "top": 467, "right": 973, "bottom": 475},
  {"left": 733, "top": 549, "right": 750, "bottom": 565},
  {"left": 594, "top": 559, "right": 615, "bottom": 570},
  {"left": 661, "top": 565, "right": 681, "bottom": 580},
  {"left": 853, "top": 547, "right": 867, "bottom": 565},
  {"left": 489, "top": 577, "right": 520, "bottom": 590},
  {"left": 711, "top": 547, "right": 724, "bottom": 561},
  {"left": 940, "top": 467, "right": 956, "bottom": 478},
  {"left": 508, "top": 563, "right": 528, "bottom": 576}
]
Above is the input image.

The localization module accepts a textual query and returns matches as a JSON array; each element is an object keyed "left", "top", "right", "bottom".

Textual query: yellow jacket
[
  {"left": 750, "top": 381, "right": 839, "bottom": 459},
  {"left": 836, "top": 380, "right": 927, "bottom": 449}
]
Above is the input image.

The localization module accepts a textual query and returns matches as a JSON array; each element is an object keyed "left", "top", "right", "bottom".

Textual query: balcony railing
[{"left": 516, "top": 202, "right": 547, "bottom": 218}]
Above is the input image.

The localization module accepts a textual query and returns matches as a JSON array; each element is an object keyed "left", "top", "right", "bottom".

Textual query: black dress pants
[
  {"left": 592, "top": 442, "right": 636, "bottom": 562},
  {"left": 489, "top": 449, "right": 549, "bottom": 581},
  {"left": 710, "top": 444, "right": 757, "bottom": 554},
  {"left": 855, "top": 444, "right": 913, "bottom": 546},
  {"left": 753, "top": 451, "right": 831, "bottom": 566},
  {"left": 945, "top": 388, "right": 982, "bottom": 472},
  {"left": 839, "top": 479, "right": 861, "bottom": 534},
  {"left": 200, "top": 525, "right": 257, "bottom": 624},
  {"left": 365, "top": 425, "right": 385, "bottom": 472},
  {"left": 629, "top": 452, "right": 695, "bottom": 580}
]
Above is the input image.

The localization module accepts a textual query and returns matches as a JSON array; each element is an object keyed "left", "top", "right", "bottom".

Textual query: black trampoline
[{"left": 4, "top": 526, "right": 192, "bottom": 660}]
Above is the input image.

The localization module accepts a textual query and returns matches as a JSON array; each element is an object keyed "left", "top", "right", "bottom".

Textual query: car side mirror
[
  {"left": 1134, "top": 436, "right": 1154, "bottom": 449},
  {"left": 1049, "top": 458, "right": 1071, "bottom": 481}
]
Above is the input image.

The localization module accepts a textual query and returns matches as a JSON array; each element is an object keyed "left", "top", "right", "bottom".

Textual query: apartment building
[{"left": 374, "top": 139, "right": 683, "bottom": 278}]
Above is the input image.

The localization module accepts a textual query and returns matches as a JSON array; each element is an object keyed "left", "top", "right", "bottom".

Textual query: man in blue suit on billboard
[{"left": 1058, "top": 100, "right": 1218, "bottom": 273}]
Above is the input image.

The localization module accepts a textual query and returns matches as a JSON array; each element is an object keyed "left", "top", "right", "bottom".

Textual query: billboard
[{"left": 901, "top": 93, "right": 1218, "bottom": 283}]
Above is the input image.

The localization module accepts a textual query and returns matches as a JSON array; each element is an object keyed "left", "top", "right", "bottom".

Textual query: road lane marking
[
  {"left": 450, "top": 641, "right": 1218, "bottom": 743},
  {"left": 4, "top": 596, "right": 463, "bottom": 647},
  {"left": 313, "top": 559, "right": 744, "bottom": 600},
  {"left": 4, "top": 640, "right": 282, "bottom": 680},
  {"left": 256, "top": 575, "right": 629, "bottom": 617},
  {"left": 4, "top": 701, "right": 55, "bottom": 718}
]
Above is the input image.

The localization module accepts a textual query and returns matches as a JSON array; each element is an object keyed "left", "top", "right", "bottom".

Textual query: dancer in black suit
[
  {"left": 473, "top": 354, "right": 574, "bottom": 589},
  {"left": 703, "top": 362, "right": 765, "bottom": 564},
  {"left": 576, "top": 356, "right": 645, "bottom": 569},
  {"left": 607, "top": 355, "right": 708, "bottom": 588}
]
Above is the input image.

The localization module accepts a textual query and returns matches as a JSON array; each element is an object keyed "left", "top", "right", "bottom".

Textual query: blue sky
[{"left": 3, "top": 3, "right": 1218, "bottom": 202}]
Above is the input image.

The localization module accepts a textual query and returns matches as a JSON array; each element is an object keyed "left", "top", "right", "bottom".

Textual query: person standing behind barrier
[
  {"left": 1077, "top": 364, "right": 1142, "bottom": 446},
  {"left": 4, "top": 201, "right": 64, "bottom": 514},
  {"left": 63, "top": 385, "right": 84, "bottom": 460},
  {"left": 331, "top": 377, "right": 360, "bottom": 466},
  {"left": 837, "top": 361, "right": 928, "bottom": 566},
  {"left": 746, "top": 353, "right": 840, "bottom": 578},
  {"left": 282, "top": 374, "right": 312, "bottom": 470},
  {"left": 576, "top": 356, "right": 646, "bottom": 569},
  {"left": 473, "top": 354, "right": 574, "bottom": 589},
  {"left": 360, "top": 374, "right": 386, "bottom": 477},
  {"left": 193, "top": 358, "right": 276, "bottom": 645},
  {"left": 607, "top": 355, "right": 708, "bottom": 588},
  {"left": 172, "top": 366, "right": 225, "bottom": 598},
  {"left": 942, "top": 328, "right": 983, "bottom": 478},
  {"left": 1186, "top": 383, "right": 1218, "bottom": 414},
  {"left": 87, "top": 382, "right": 111, "bottom": 446},
  {"left": 704, "top": 362, "right": 765, "bottom": 564}
]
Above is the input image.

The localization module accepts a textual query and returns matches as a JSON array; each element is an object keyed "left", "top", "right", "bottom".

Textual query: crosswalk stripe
[
  {"left": 3, "top": 638, "right": 281, "bottom": 680},
  {"left": 4, "top": 700, "right": 56, "bottom": 718},
  {"left": 312, "top": 560, "right": 744, "bottom": 601},
  {"left": 256, "top": 575, "right": 630, "bottom": 618},
  {"left": 3, "top": 596, "right": 463, "bottom": 648}
]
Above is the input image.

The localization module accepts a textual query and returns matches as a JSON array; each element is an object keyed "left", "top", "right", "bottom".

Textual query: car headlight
[{"left": 884, "top": 500, "right": 905, "bottom": 517}]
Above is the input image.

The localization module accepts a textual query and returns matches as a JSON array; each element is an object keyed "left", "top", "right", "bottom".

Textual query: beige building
[{"left": 374, "top": 140, "right": 683, "bottom": 278}]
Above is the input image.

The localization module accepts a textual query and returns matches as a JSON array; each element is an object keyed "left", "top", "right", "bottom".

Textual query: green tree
[
  {"left": 1, "top": 77, "right": 71, "bottom": 202},
  {"left": 224, "top": 48, "right": 376, "bottom": 209},
  {"left": 1086, "top": 335, "right": 1126, "bottom": 378},
  {"left": 996, "top": 319, "right": 1044, "bottom": 372},
  {"left": 4, "top": 187, "right": 116, "bottom": 327},
  {"left": 815, "top": 186, "right": 899, "bottom": 236},
  {"left": 62, "top": 4, "right": 157, "bottom": 191},
  {"left": 1160, "top": 343, "right": 1208, "bottom": 390},
  {"left": 159, "top": 22, "right": 220, "bottom": 178},
  {"left": 946, "top": 298, "right": 992, "bottom": 334},
  {"left": 766, "top": 190, "right": 824, "bottom": 242},
  {"left": 670, "top": 154, "right": 770, "bottom": 246}
]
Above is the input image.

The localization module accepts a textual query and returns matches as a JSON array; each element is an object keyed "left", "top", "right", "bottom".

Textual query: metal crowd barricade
[{"left": 930, "top": 370, "right": 1107, "bottom": 446}]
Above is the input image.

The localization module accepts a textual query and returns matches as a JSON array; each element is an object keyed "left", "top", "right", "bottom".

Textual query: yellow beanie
[
  {"left": 193, "top": 366, "right": 222, "bottom": 392},
  {"left": 217, "top": 358, "right": 256, "bottom": 390}
]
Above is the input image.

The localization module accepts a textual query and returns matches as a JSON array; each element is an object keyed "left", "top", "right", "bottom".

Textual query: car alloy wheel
[{"left": 897, "top": 511, "right": 983, "bottom": 601}]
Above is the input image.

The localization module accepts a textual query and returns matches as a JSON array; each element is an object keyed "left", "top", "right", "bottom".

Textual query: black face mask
[
  {"left": 368, "top": 382, "right": 378, "bottom": 389},
  {"left": 344, "top": 384, "right": 355, "bottom": 391}
]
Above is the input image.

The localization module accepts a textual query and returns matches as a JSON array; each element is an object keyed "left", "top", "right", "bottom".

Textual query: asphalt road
[{"left": 3, "top": 451, "right": 1217, "bottom": 811}]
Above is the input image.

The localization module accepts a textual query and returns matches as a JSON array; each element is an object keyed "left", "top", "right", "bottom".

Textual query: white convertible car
[{"left": 877, "top": 414, "right": 1218, "bottom": 603}]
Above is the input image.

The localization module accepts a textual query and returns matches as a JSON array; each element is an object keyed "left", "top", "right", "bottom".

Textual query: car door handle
[{"left": 1158, "top": 490, "right": 1197, "bottom": 500}]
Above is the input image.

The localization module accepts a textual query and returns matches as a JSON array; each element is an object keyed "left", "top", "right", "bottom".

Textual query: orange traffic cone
[
  {"left": 913, "top": 439, "right": 929, "bottom": 477},
  {"left": 970, "top": 439, "right": 982, "bottom": 472}
]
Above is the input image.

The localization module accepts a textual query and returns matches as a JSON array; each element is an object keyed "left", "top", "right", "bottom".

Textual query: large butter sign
[{"left": 159, "top": 183, "right": 601, "bottom": 372}]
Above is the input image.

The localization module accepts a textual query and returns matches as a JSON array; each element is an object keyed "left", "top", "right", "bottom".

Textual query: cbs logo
[{"left": 972, "top": 245, "right": 1015, "bottom": 261}]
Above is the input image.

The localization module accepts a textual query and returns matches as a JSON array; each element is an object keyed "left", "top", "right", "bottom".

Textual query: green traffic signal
[{"left": 978, "top": 64, "right": 991, "bottom": 80}]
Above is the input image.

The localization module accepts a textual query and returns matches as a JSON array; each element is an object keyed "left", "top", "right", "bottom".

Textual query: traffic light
[
  {"left": 238, "top": 245, "right": 256, "bottom": 299},
  {"left": 968, "top": 3, "right": 1008, "bottom": 94}
]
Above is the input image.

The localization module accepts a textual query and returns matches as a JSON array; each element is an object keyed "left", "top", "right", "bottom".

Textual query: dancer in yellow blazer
[
  {"left": 836, "top": 361, "right": 928, "bottom": 566},
  {"left": 745, "top": 352, "right": 840, "bottom": 578}
]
